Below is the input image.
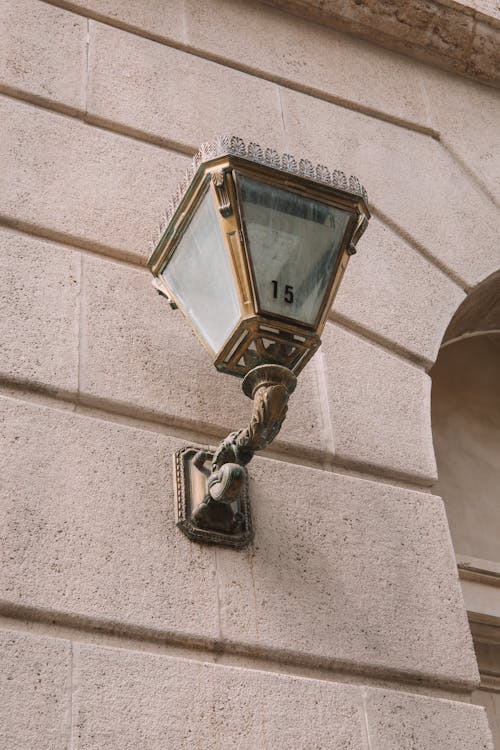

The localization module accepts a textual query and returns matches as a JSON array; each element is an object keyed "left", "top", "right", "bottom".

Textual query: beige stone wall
[{"left": 1, "top": 0, "right": 499, "bottom": 747}]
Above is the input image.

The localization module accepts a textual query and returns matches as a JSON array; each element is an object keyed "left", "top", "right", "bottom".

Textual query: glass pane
[
  {"left": 238, "top": 174, "right": 351, "bottom": 325},
  {"left": 162, "top": 188, "right": 240, "bottom": 353}
]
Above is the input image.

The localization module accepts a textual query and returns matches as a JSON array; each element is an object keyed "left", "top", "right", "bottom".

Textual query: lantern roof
[{"left": 150, "top": 135, "right": 368, "bottom": 255}]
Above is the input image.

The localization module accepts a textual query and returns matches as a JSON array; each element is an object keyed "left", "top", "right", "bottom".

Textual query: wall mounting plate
[{"left": 173, "top": 446, "right": 253, "bottom": 548}]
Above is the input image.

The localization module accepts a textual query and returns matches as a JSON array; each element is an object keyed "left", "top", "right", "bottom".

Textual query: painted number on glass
[{"left": 272, "top": 280, "right": 294, "bottom": 304}]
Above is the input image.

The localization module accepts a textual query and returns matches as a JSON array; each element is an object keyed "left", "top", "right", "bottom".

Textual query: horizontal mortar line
[
  {"left": 319, "top": 449, "right": 436, "bottom": 491},
  {"left": 372, "top": 205, "right": 471, "bottom": 293},
  {"left": 325, "top": 315, "right": 431, "bottom": 377},
  {"left": 0, "top": 87, "right": 196, "bottom": 158},
  {"left": 0, "top": 605, "right": 475, "bottom": 698},
  {"left": 0, "top": 82, "right": 83, "bottom": 119},
  {"left": 0, "top": 378, "right": 436, "bottom": 494},
  {"left": 39, "top": 0, "right": 441, "bottom": 141},
  {"left": 0, "top": 215, "right": 146, "bottom": 270},
  {"left": 84, "top": 111, "right": 197, "bottom": 156},
  {"left": 439, "top": 138, "right": 500, "bottom": 211},
  {"left": 328, "top": 311, "right": 433, "bottom": 371},
  {"left": 0, "top": 220, "right": 436, "bottom": 378}
]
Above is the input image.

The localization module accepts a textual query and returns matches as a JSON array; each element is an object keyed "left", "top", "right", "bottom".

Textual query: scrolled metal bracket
[{"left": 174, "top": 364, "right": 297, "bottom": 547}]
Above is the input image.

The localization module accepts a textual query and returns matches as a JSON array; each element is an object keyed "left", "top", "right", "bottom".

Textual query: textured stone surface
[
  {"left": 365, "top": 688, "right": 494, "bottom": 749},
  {"left": 216, "top": 457, "right": 478, "bottom": 685},
  {"left": 61, "top": 0, "right": 187, "bottom": 43},
  {"left": 423, "top": 68, "right": 500, "bottom": 205},
  {"left": 0, "top": 95, "right": 189, "bottom": 262},
  {"left": 333, "top": 218, "right": 466, "bottom": 366},
  {"left": 0, "top": 629, "right": 71, "bottom": 750},
  {"left": 80, "top": 254, "right": 327, "bottom": 458},
  {"left": 0, "top": 396, "right": 219, "bottom": 641},
  {"left": 184, "top": 0, "right": 431, "bottom": 130},
  {"left": 263, "top": 0, "right": 500, "bottom": 86},
  {"left": 322, "top": 323, "right": 437, "bottom": 482},
  {"left": 0, "top": 228, "right": 79, "bottom": 393},
  {"left": 74, "top": 646, "right": 365, "bottom": 749},
  {"left": 0, "top": 0, "right": 86, "bottom": 111},
  {"left": 88, "top": 21, "right": 285, "bottom": 151},
  {"left": 0, "top": 395, "right": 478, "bottom": 684},
  {"left": 282, "top": 88, "right": 500, "bottom": 288}
]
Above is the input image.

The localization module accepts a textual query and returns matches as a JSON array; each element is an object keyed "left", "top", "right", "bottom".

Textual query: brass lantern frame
[
  {"left": 148, "top": 136, "right": 370, "bottom": 548},
  {"left": 148, "top": 141, "right": 370, "bottom": 379}
]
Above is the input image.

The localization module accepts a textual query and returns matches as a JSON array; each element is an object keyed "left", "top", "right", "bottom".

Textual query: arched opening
[{"left": 431, "top": 270, "right": 500, "bottom": 747}]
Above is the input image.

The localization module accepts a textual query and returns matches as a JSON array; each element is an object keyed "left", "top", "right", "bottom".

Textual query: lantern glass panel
[
  {"left": 161, "top": 188, "right": 240, "bottom": 353},
  {"left": 238, "top": 174, "right": 351, "bottom": 326}
]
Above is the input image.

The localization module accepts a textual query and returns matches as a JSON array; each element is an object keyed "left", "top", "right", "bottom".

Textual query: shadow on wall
[{"left": 430, "top": 270, "right": 500, "bottom": 563}]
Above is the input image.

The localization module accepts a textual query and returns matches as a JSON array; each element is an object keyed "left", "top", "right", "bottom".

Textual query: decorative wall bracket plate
[{"left": 174, "top": 446, "right": 253, "bottom": 548}]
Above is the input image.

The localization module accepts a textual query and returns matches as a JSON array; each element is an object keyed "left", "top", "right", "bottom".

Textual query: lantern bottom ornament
[{"left": 174, "top": 364, "right": 296, "bottom": 547}]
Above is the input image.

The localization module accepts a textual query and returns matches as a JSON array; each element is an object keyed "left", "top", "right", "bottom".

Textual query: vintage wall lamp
[{"left": 148, "top": 136, "right": 369, "bottom": 548}]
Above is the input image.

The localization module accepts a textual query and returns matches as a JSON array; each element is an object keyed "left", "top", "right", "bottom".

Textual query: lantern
[{"left": 148, "top": 136, "right": 370, "bottom": 546}]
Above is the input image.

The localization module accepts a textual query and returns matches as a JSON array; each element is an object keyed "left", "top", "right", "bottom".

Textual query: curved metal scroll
[{"left": 190, "top": 365, "right": 296, "bottom": 536}]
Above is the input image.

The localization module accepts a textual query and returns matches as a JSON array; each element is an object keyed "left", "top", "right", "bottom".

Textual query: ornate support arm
[{"left": 190, "top": 365, "right": 296, "bottom": 537}]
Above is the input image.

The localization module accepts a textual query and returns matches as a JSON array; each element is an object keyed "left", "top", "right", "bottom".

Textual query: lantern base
[{"left": 174, "top": 446, "right": 253, "bottom": 548}]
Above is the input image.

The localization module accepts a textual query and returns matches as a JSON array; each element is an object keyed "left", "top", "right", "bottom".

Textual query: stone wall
[{"left": 1, "top": 0, "right": 499, "bottom": 747}]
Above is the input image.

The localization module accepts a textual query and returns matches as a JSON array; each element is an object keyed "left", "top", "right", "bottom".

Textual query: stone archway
[
  {"left": 431, "top": 270, "right": 500, "bottom": 562},
  {"left": 431, "top": 269, "right": 500, "bottom": 749}
]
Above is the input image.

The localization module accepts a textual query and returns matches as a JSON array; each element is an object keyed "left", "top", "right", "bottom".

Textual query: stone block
[
  {"left": 0, "top": 629, "right": 71, "bottom": 750},
  {"left": 80, "top": 253, "right": 328, "bottom": 458},
  {"left": 333, "top": 218, "right": 466, "bottom": 367},
  {"left": 74, "top": 645, "right": 366, "bottom": 749},
  {"left": 185, "top": 0, "right": 431, "bottom": 131},
  {"left": 87, "top": 21, "right": 285, "bottom": 152},
  {"left": 0, "top": 227, "right": 79, "bottom": 394},
  {"left": 60, "top": 0, "right": 186, "bottom": 43},
  {"left": 423, "top": 67, "right": 500, "bottom": 205},
  {"left": 0, "top": 0, "right": 86, "bottom": 112},
  {"left": 365, "top": 688, "right": 494, "bottom": 749},
  {"left": 216, "top": 456, "right": 478, "bottom": 685},
  {"left": 0, "top": 396, "right": 220, "bottom": 641},
  {"left": 281, "top": 88, "right": 500, "bottom": 287},
  {"left": 322, "top": 323, "right": 437, "bottom": 482},
  {"left": 0, "top": 95, "right": 189, "bottom": 262}
]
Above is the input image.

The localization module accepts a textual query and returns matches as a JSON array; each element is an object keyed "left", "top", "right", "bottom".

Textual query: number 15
[{"left": 272, "top": 280, "right": 294, "bottom": 304}]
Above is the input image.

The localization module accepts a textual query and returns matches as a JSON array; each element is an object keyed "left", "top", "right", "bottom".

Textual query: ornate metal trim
[
  {"left": 211, "top": 168, "right": 232, "bottom": 217},
  {"left": 152, "top": 135, "right": 368, "bottom": 250}
]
